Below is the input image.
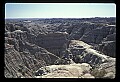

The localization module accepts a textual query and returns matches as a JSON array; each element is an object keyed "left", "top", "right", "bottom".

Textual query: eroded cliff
[{"left": 5, "top": 18, "right": 116, "bottom": 78}]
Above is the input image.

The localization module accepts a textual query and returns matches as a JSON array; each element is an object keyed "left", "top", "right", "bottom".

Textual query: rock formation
[
  {"left": 67, "top": 40, "right": 115, "bottom": 67},
  {"left": 96, "top": 33, "right": 116, "bottom": 57},
  {"left": 5, "top": 17, "right": 116, "bottom": 78},
  {"left": 4, "top": 24, "right": 60, "bottom": 78},
  {"left": 35, "top": 32, "right": 69, "bottom": 57},
  {"left": 35, "top": 63, "right": 94, "bottom": 78}
]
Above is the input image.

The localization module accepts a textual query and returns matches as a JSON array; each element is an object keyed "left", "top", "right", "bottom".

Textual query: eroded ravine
[{"left": 5, "top": 18, "right": 116, "bottom": 78}]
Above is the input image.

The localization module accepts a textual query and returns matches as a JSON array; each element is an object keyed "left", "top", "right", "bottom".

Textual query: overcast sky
[{"left": 5, "top": 3, "right": 116, "bottom": 18}]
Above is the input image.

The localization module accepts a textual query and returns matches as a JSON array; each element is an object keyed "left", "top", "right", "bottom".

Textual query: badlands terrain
[{"left": 5, "top": 17, "right": 116, "bottom": 78}]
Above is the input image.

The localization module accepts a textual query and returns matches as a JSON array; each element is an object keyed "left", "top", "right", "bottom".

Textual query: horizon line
[{"left": 5, "top": 17, "right": 116, "bottom": 19}]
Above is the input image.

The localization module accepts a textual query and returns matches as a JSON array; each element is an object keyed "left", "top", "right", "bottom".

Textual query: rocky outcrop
[
  {"left": 90, "top": 57, "right": 116, "bottom": 78},
  {"left": 97, "top": 41, "right": 116, "bottom": 57},
  {"left": 5, "top": 44, "right": 41, "bottom": 78},
  {"left": 5, "top": 25, "right": 60, "bottom": 78},
  {"left": 4, "top": 41, "right": 59, "bottom": 78},
  {"left": 36, "top": 32, "right": 69, "bottom": 57},
  {"left": 35, "top": 63, "right": 94, "bottom": 78},
  {"left": 34, "top": 58, "right": 116, "bottom": 78},
  {"left": 67, "top": 40, "right": 116, "bottom": 78},
  {"left": 78, "top": 24, "right": 116, "bottom": 58},
  {"left": 100, "top": 58, "right": 116, "bottom": 78},
  {"left": 103, "top": 33, "right": 116, "bottom": 41},
  {"left": 96, "top": 33, "right": 116, "bottom": 57},
  {"left": 68, "top": 40, "right": 110, "bottom": 67},
  {"left": 67, "top": 40, "right": 116, "bottom": 79},
  {"left": 69, "top": 22, "right": 103, "bottom": 40},
  {"left": 80, "top": 25, "right": 116, "bottom": 44}
]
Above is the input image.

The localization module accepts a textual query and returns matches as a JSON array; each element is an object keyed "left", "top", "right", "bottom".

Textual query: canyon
[{"left": 5, "top": 17, "right": 116, "bottom": 78}]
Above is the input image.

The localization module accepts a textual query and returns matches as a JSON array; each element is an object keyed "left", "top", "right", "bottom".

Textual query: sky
[{"left": 5, "top": 3, "right": 116, "bottom": 18}]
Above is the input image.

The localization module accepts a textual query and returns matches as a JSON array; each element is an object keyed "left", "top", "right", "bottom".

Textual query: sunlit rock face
[
  {"left": 35, "top": 63, "right": 94, "bottom": 78},
  {"left": 68, "top": 40, "right": 111, "bottom": 67}
]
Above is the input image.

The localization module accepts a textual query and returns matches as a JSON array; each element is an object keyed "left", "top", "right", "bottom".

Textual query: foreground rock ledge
[{"left": 35, "top": 63, "right": 95, "bottom": 78}]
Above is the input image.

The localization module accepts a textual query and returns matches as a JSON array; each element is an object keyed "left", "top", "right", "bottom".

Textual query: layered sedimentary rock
[
  {"left": 4, "top": 40, "right": 59, "bottom": 78},
  {"left": 36, "top": 32, "right": 69, "bottom": 57},
  {"left": 4, "top": 25, "right": 60, "bottom": 78},
  {"left": 69, "top": 22, "right": 103, "bottom": 40},
  {"left": 67, "top": 40, "right": 116, "bottom": 78},
  {"left": 5, "top": 18, "right": 116, "bottom": 78},
  {"left": 80, "top": 25, "right": 116, "bottom": 44},
  {"left": 5, "top": 43, "right": 43, "bottom": 78},
  {"left": 68, "top": 40, "right": 112, "bottom": 67},
  {"left": 79, "top": 25, "right": 116, "bottom": 57},
  {"left": 98, "top": 41, "right": 116, "bottom": 57},
  {"left": 96, "top": 33, "right": 116, "bottom": 57}
]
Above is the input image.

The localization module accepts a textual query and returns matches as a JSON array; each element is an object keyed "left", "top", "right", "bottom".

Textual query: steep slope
[
  {"left": 5, "top": 24, "right": 60, "bottom": 78},
  {"left": 80, "top": 25, "right": 116, "bottom": 44},
  {"left": 96, "top": 33, "right": 116, "bottom": 57},
  {"left": 35, "top": 32, "right": 69, "bottom": 57},
  {"left": 68, "top": 40, "right": 113, "bottom": 66}
]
